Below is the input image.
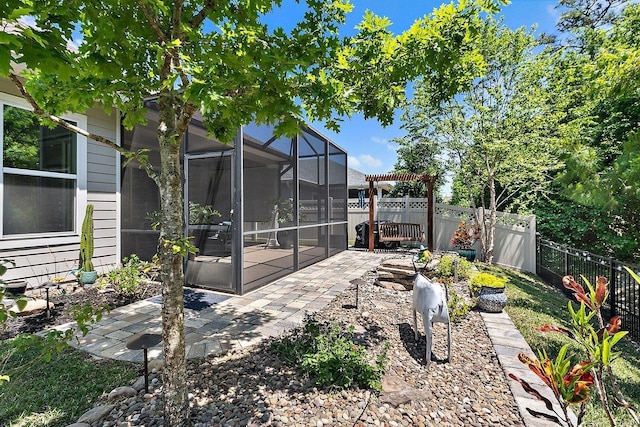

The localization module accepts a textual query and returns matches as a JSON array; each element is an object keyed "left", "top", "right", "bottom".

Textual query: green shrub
[
  {"left": 469, "top": 272, "right": 507, "bottom": 294},
  {"left": 436, "top": 254, "right": 472, "bottom": 279},
  {"left": 98, "top": 254, "right": 157, "bottom": 298},
  {"left": 272, "top": 315, "right": 389, "bottom": 391},
  {"left": 447, "top": 286, "right": 471, "bottom": 322}
]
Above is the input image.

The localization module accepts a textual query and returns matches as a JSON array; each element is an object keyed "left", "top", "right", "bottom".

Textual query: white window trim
[{"left": 0, "top": 91, "right": 88, "bottom": 248}]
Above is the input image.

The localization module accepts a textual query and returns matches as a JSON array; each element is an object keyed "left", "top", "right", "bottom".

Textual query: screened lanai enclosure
[{"left": 121, "top": 108, "right": 348, "bottom": 295}]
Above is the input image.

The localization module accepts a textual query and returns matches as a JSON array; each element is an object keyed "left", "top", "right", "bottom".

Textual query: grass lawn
[
  {"left": 479, "top": 264, "right": 640, "bottom": 427},
  {"left": 0, "top": 335, "right": 138, "bottom": 427}
]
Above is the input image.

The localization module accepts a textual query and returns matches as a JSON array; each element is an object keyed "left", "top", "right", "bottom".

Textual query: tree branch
[
  {"left": 136, "top": 0, "right": 169, "bottom": 44},
  {"left": 175, "top": 102, "right": 198, "bottom": 137},
  {"left": 8, "top": 72, "right": 160, "bottom": 184},
  {"left": 189, "top": 0, "right": 216, "bottom": 29}
]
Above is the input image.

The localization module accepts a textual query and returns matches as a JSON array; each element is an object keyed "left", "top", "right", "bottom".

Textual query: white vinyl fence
[{"left": 347, "top": 197, "right": 536, "bottom": 273}]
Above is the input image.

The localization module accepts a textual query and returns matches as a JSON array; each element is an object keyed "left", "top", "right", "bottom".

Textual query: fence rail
[
  {"left": 348, "top": 198, "right": 537, "bottom": 272},
  {"left": 536, "top": 235, "right": 640, "bottom": 343}
]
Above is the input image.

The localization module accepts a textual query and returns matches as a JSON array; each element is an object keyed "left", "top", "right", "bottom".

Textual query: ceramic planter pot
[
  {"left": 477, "top": 286, "right": 508, "bottom": 312},
  {"left": 457, "top": 248, "right": 477, "bottom": 262},
  {"left": 78, "top": 270, "right": 98, "bottom": 285},
  {"left": 5, "top": 280, "right": 28, "bottom": 296},
  {"left": 277, "top": 230, "right": 294, "bottom": 249}
]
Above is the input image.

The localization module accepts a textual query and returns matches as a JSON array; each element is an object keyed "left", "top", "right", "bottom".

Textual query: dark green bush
[{"left": 273, "top": 315, "right": 389, "bottom": 391}]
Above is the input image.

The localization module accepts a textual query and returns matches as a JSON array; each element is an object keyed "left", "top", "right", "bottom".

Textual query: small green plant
[
  {"left": 272, "top": 314, "right": 389, "bottom": 391},
  {"left": 447, "top": 286, "right": 471, "bottom": 322},
  {"left": 469, "top": 272, "right": 508, "bottom": 294},
  {"left": 188, "top": 202, "right": 221, "bottom": 225},
  {"left": 436, "top": 254, "right": 472, "bottom": 279},
  {"left": 98, "top": 254, "right": 157, "bottom": 298}
]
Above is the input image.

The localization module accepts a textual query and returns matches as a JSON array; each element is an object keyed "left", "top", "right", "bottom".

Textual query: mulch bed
[{"left": 1, "top": 281, "right": 162, "bottom": 340}]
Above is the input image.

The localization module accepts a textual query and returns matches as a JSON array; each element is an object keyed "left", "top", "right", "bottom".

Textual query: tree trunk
[
  {"left": 157, "top": 90, "right": 188, "bottom": 426},
  {"left": 477, "top": 176, "right": 497, "bottom": 264}
]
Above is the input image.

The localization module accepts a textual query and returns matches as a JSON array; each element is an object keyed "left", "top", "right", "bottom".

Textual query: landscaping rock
[
  {"left": 148, "top": 359, "right": 163, "bottom": 371},
  {"left": 375, "top": 279, "right": 410, "bottom": 291},
  {"left": 108, "top": 386, "right": 137, "bottom": 401},
  {"left": 132, "top": 376, "right": 146, "bottom": 392},
  {"left": 9, "top": 299, "right": 53, "bottom": 317},
  {"left": 66, "top": 423, "right": 90, "bottom": 427},
  {"left": 77, "top": 404, "right": 115, "bottom": 423}
]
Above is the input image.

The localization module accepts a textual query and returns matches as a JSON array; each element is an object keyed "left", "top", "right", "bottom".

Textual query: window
[{"left": 1, "top": 102, "right": 82, "bottom": 236}]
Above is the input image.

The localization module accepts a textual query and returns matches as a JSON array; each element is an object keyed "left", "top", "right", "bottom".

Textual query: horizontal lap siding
[
  {"left": 86, "top": 107, "right": 119, "bottom": 274},
  {"left": 0, "top": 101, "right": 119, "bottom": 287}
]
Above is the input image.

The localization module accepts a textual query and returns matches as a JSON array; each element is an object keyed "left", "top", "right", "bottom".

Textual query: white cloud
[
  {"left": 358, "top": 154, "right": 383, "bottom": 168},
  {"left": 18, "top": 16, "right": 38, "bottom": 28},
  {"left": 371, "top": 136, "right": 398, "bottom": 151},
  {"left": 349, "top": 154, "right": 384, "bottom": 170},
  {"left": 66, "top": 37, "right": 82, "bottom": 52}
]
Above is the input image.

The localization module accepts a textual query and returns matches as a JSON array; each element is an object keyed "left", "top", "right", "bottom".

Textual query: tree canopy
[
  {"left": 396, "top": 18, "right": 560, "bottom": 263},
  {"left": 541, "top": 1, "right": 640, "bottom": 262}
]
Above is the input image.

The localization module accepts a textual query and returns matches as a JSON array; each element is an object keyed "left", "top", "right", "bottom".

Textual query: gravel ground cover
[{"left": 84, "top": 269, "right": 525, "bottom": 427}]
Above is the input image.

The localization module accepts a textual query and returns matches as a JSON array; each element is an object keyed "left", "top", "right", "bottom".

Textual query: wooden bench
[{"left": 378, "top": 222, "right": 425, "bottom": 243}]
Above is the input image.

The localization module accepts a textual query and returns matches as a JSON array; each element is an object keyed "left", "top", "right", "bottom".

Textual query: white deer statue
[{"left": 412, "top": 271, "right": 451, "bottom": 367}]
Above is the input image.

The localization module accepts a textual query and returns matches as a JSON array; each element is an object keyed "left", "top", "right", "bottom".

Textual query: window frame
[{"left": 0, "top": 92, "right": 88, "bottom": 248}]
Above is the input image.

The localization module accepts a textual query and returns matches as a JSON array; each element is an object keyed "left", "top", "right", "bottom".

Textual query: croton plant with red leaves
[{"left": 509, "top": 274, "right": 638, "bottom": 427}]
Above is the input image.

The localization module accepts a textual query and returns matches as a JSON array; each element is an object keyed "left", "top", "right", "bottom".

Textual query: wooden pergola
[{"left": 365, "top": 173, "right": 437, "bottom": 252}]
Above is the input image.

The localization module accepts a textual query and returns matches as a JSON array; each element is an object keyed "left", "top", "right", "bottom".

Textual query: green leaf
[
  {"left": 602, "top": 337, "right": 611, "bottom": 365},
  {"left": 609, "top": 330, "right": 628, "bottom": 347},
  {"left": 16, "top": 298, "right": 28, "bottom": 311}
]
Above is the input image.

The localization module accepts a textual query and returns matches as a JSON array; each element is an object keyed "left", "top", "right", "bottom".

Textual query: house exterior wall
[{"left": 0, "top": 80, "right": 119, "bottom": 287}]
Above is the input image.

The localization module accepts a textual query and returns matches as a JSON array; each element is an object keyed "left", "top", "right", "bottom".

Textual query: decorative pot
[
  {"left": 5, "top": 280, "right": 28, "bottom": 296},
  {"left": 479, "top": 286, "right": 505, "bottom": 295},
  {"left": 477, "top": 286, "right": 508, "bottom": 312},
  {"left": 78, "top": 270, "right": 98, "bottom": 285},
  {"left": 457, "top": 248, "right": 477, "bottom": 262},
  {"left": 277, "top": 230, "right": 294, "bottom": 249}
]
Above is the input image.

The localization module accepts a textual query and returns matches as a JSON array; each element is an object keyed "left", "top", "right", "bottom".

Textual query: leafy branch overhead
[{"left": 1, "top": 0, "right": 503, "bottom": 141}]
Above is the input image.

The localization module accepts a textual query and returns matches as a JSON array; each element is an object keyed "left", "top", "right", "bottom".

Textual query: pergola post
[
  {"left": 364, "top": 173, "right": 436, "bottom": 253},
  {"left": 368, "top": 180, "right": 375, "bottom": 252},
  {"left": 426, "top": 179, "right": 434, "bottom": 251}
]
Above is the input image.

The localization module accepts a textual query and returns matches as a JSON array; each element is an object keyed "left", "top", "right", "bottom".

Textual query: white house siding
[{"left": 0, "top": 80, "right": 119, "bottom": 288}]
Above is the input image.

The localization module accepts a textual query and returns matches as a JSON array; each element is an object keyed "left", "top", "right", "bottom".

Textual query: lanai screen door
[{"left": 184, "top": 152, "right": 234, "bottom": 291}]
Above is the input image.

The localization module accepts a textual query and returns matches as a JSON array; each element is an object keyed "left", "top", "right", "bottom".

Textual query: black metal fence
[{"left": 536, "top": 235, "right": 640, "bottom": 343}]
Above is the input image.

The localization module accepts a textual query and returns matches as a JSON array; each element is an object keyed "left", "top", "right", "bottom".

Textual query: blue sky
[{"left": 295, "top": 0, "right": 561, "bottom": 174}]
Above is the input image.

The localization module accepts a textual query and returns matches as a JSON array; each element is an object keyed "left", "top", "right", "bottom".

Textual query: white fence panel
[{"left": 348, "top": 198, "right": 536, "bottom": 273}]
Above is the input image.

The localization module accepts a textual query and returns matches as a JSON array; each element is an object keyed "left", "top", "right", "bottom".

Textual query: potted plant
[
  {"left": 470, "top": 272, "right": 508, "bottom": 312},
  {"left": 188, "top": 202, "right": 220, "bottom": 225},
  {"left": 450, "top": 220, "right": 479, "bottom": 261},
  {"left": 272, "top": 198, "right": 296, "bottom": 249},
  {"left": 77, "top": 204, "right": 98, "bottom": 285}
]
